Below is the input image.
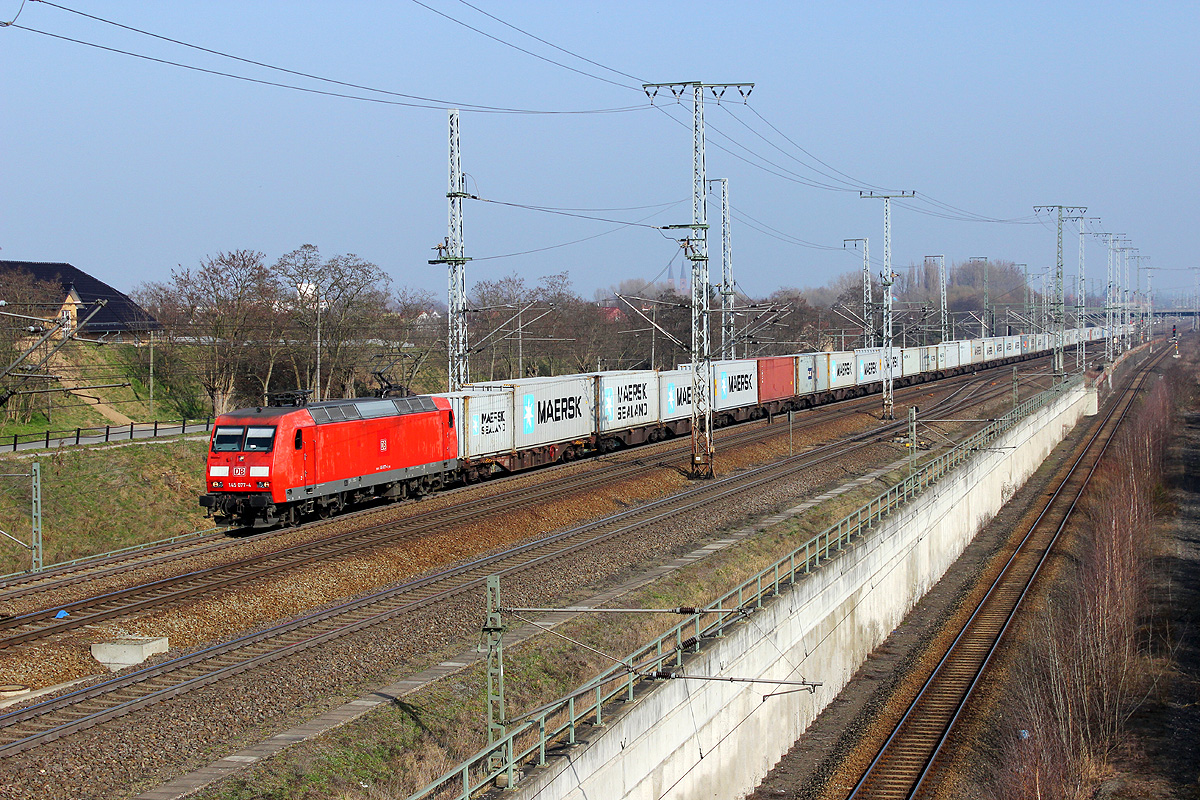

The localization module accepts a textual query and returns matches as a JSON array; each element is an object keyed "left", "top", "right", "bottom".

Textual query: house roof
[{"left": 0, "top": 260, "right": 160, "bottom": 334}]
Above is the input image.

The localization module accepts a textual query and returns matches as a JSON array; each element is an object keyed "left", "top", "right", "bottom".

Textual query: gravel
[{"left": 0, "top": 375, "right": 1023, "bottom": 799}]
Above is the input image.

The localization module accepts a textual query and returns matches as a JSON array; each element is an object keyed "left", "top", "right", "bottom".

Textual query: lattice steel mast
[
  {"left": 860, "top": 191, "right": 913, "bottom": 420},
  {"left": 709, "top": 178, "right": 735, "bottom": 359},
  {"left": 931, "top": 255, "right": 947, "bottom": 342},
  {"left": 430, "top": 109, "right": 471, "bottom": 391},
  {"left": 845, "top": 238, "right": 871, "bottom": 346},
  {"left": 1035, "top": 205, "right": 1086, "bottom": 382},
  {"left": 644, "top": 81, "right": 753, "bottom": 478}
]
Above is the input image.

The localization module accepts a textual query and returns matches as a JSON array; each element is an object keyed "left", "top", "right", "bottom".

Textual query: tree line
[{"left": 4, "top": 252, "right": 1053, "bottom": 421}]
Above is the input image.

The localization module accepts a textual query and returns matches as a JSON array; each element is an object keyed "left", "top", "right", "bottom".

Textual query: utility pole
[
  {"left": 1131, "top": 254, "right": 1149, "bottom": 342},
  {"left": 1018, "top": 264, "right": 1030, "bottom": 333},
  {"left": 860, "top": 191, "right": 914, "bottom": 421},
  {"left": 483, "top": 576, "right": 507, "bottom": 769},
  {"left": 709, "top": 178, "right": 735, "bottom": 360},
  {"left": 1035, "top": 205, "right": 1086, "bottom": 382},
  {"left": 1119, "top": 240, "right": 1133, "bottom": 352},
  {"left": 0, "top": 462, "right": 41, "bottom": 572},
  {"left": 846, "top": 238, "right": 871, "bottom": 346},
  {"left": 969, "top": 257, "right": 988, "bottom": 337},
  {"left": 881, "top": 266, "right": 898, "bottom": 419},
  {"left": 430, "top": 109, "right": 471, "bottom": 391},
  {"left": 645, "top": 81, "right": 754, "bottom": 478},
  {"left": 1074, "top": 220, "right": 1098, "bottom": 370},
  {"left": 1095, "top": 232, "right": 1121, "bottom": 362},
  {"left": 927, "top": 255, "right": 947, "bottom": 342}
]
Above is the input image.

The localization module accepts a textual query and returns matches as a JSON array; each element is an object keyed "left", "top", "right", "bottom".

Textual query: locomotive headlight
[
  {"left": 256, "top": 481, "right": 270, "bottom": 489},
  {"left": 213, "top": 481, "right": 224, "bottom": 488}
]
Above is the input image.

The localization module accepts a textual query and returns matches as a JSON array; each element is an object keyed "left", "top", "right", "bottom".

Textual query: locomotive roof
[{"left": 220, "top": 395, "right": 439, "bottom": 424}]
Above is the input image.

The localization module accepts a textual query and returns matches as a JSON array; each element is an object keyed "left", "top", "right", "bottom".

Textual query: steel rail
[
  {"left": 845, "top": 347, "right": 1166, "bottom": 800},
  {"left": 0, "top": 375, "right": 1007, "bottom": 756},
  {"left": 0, "top": 351, "right": 1054, "bottom": 602},
  {"left": 0, "top": 362, "right": 1015, "bottom": 644}
]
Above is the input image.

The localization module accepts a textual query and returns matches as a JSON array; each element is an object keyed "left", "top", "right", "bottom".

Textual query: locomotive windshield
[
  {"left": 212, "top": 426, "right": 245, "bottom": 452},
  {"left": 211, "top": 425, "right": 277, "bottom": 452},
  {"left": 243, "top": 426, "right": 276, "bottom": 452}
]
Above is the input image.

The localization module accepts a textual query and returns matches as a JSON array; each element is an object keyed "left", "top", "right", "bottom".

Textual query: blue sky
[{"left": 1, "top": 1, "right": 1196, "bottom": 303}]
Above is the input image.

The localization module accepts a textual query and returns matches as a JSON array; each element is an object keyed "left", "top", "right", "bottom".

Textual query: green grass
[
  {"left": 0, "top": 439, "right": 212, "bottom": 575},
  {"left": 0, "top": 340, "right": 209, "bottom": 440}
]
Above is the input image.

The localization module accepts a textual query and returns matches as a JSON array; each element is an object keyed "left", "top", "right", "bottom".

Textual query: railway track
[
  {"left": 844, "top": 348, "right": 1166, "bottom": 800},
  {"left": 0, "top": 352, "right": 1056, "bottom": 605},
  {"left": 0, "top": 357, "right": 1031, "bottom": 643},
  {"left": 0, "top": 371, "right": 1017, "bottom": 756}
]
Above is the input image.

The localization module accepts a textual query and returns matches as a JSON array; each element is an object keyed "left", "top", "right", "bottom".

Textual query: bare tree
[{"left": 150, "top": 250, "right": 277, "bottom": 415}]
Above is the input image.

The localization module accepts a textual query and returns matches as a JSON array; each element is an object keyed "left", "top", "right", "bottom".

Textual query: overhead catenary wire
[{"left": 8, "top": 2, "right": 649, "bottom": 115}]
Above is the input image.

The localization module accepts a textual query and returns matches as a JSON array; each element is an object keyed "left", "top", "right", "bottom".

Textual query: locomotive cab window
[
  {"left": 294, "top": 429, "right": 304, "bottom": 450},
  {"left": 212, "top": 426, "right": 245, "bottom": 452},
  {"left": 243, "top": 426, "right": 277, "bottom": 452}
]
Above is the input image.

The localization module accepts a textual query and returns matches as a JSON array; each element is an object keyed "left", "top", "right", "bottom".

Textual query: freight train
[{"left": 200, "top": 327, "right": 1118, "bottom": 527}]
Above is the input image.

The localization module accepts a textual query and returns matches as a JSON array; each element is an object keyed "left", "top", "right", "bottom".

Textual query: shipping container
[
  {"left": 795, "top": 354, "right": 816, "bottom": 396},
  {"left": 957, "top": 340, "right": 973, "bottom": 365},
  {"left": 984, "top": 337, "right": 1005, "bottom": 360},
  {"left": 464, "top": 375, "right": 595, "bottom": 450},
  {"left": 816, "top": 351, "right": 858, "bottom": 391},
  {"left": 970, "top": 340, "right": 985, "bottom": 363},
  {"left": 757, "top": 356, "right": 796, "bottom": 403},
  {"left": 900, "top": 347, "right": 920, "bottom": 377},
  {"left": 855, "top": 349, "right": 883, "bottom": 384},
  {"left": 598, "top": 371, "right": 659, "bottom": 432},
  {"left": 659, "top": 369, "right": 695, "bottom": 422},
  {"left": 1004, "top": 335, "right": 1020, "bottom": 356},
  {"left": 440, "top": 391, "right": 513, "bottom": 459},
  {"left": 711, "top": 359, "right": 759, "bottom": 411},
  {"left": 936, "top": 342, "right": 957, "bottom": 370}
]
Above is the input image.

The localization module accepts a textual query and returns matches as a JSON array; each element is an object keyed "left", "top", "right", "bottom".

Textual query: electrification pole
[
  {"left": 927, "top": 255, "right": 947, "bottom": 342},
  {"left": 860, "top": 191, "right": 913, "bottom": 419},
  {"left": 1035, "top": 205, "right": 1086, "bottom": 382},
  {"left": 1131, "top": 254, "right": 1149, "bottom": 342},
  {"left": 881, "top": 266, "right": 898, "bottom": 419},
  {"left": 1074, "top": 219, "right": 1099, "bottom": 370},
  {"left": 1018, "top": 264, "right": 1030, "bottom": 332},
  {"left": 709, "top": 178, "right": 735, "bottom": 360},
  {"left": 1095, "top": 232, "right": 1121, "bottom": 362},
  {"left": 430, "top": 109, "right": 471, "bottom": 391},
  {"left": 645, "top": 81, "right": 754, "bottom": 478},
  {"left": 1119, "top": 240, "right": 1133, "bottom": 352},
  {"left": 845, "top": 238, "right": 871, "bottom": 346},
  {"left": 969, "top": 257, "right": 988, "bottom": 337}
]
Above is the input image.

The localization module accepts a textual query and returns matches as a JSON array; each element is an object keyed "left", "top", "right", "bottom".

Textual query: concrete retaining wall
[{"left": 512, "top": 384, "right": 1098, "bottom": 800}]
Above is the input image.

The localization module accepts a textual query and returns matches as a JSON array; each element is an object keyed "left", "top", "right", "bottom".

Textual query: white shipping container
[
  {"left": 466, "top": 375, "right": 595, "bottom": 449},
  {"left": 1004, "top": 335, "right": 1020, "bottom": 355},
  {"left": 938, "top": 342, "right": 960, "bottom": 369},
  {"left": 711, "top": 359, "right": 759, "bottom": 411},
  {"left": 438, "top": 391, "right": 514, "bottom": 459},
  {"left": 957, "top": 341, "right": 973, "bottom": 365},
  {"left": 795, "top": 354, "right": 816, "bottom": 396},
  {"left": 901, "top": 347, "right": 921, "bottom": 378},
  {"left": 984, "top": 337, "right": 1004, "bottom": 360},
  {"left": 598, "top": 371, "right": 659, "bottom": 432},
  {"left": 921, "top": 345, "right": 937, "bottom": 373},
  {"left": 855, "top": 349, "right": 883, "bottom": 384},
  {"left": 659, "top": 369, "right": 695, "bottom": 422},
  {"left": 816, "top": 351, "right": 858, "bottom": 390}
]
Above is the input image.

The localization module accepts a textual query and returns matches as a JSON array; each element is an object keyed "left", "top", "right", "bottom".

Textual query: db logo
[
  {"left": 233, "top": 467, "right": 247, "bottom": 476},
  {"left": 380, "top": 438, "right": 388, "bottom": 452}
]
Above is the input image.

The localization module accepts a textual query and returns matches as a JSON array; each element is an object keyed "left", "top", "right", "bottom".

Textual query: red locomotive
[{"left": 200, "top": 396, "right": 457, "bottom": 528}]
